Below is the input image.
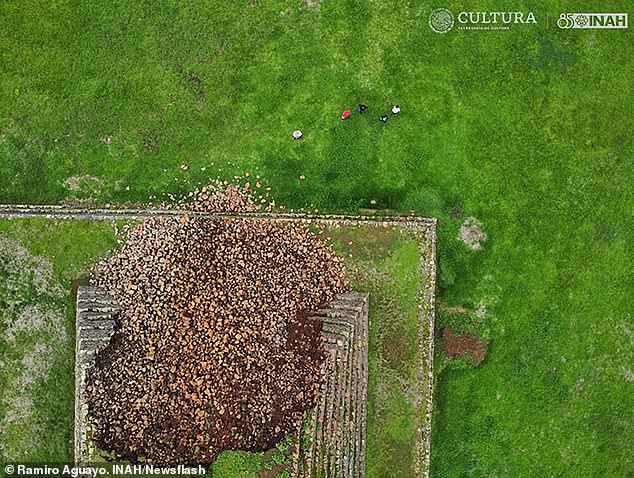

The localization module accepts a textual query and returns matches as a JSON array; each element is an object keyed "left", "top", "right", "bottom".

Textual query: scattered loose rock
[{"left": 457, "top": 217, "right": 486, "bottom": 250}]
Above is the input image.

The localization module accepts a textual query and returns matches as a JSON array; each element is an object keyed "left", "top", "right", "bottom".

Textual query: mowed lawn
[{"left": 0, "top": 0, "right": 633, "bottom": 477}]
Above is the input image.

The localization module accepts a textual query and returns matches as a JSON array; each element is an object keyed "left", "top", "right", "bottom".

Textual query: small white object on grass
[{"left": 292, "top": 130, "right": 303, "bottom": 140}]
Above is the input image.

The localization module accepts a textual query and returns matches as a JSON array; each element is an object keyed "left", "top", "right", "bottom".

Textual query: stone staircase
[
  {"left": 294, "top": 292, "right": 369, "bottom": 478},
  {"left": 74, "top": 285, "right": 118, "bottom": 463}
]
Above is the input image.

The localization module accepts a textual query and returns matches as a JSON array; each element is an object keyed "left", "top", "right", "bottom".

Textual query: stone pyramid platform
[{"left": 74, "top": 288, "right": 369, "bottom": 476}]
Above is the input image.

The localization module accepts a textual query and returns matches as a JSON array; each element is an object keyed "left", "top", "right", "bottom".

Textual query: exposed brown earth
[{"left": 441, "top": 327, "right": 487, "bottom": 366}]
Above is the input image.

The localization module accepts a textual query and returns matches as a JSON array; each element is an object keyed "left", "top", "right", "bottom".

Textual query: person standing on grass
[
  {"left": 356, "top": 104, "right": 368, "bottom": 113},
  {"left": 292, "top": 130, "right": 303, "bottom": 140},
  {"left": 391, "top": 104, "right": 401, "bottom": 115},
  {"left": 341, "top": 109, "right": 351, "bottom": 120},
  {"left": 380, "top": 114, "right": 389, "bottom": 123}
]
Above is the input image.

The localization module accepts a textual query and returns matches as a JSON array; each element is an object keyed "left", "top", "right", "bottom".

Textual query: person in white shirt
[
  {"left": 391, "top": 105, "right": 401, "bottom": 115},
  {"left": 292, "top": 130, "right": 303, "bottom": 140}
]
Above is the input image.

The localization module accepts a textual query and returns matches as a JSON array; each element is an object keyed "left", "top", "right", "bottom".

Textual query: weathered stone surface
[
  {"left": 74, "top": 286, "right": 118, "bottom": 464},
  {"left": 295, "top": 292, "right": 369, "bottom": 478}
]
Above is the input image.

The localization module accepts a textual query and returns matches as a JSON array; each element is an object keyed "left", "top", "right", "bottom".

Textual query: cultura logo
[
  {"left": 430, "top": 8, "right": 537, "bottom": 33},
  {"left": 558, "top": 13, "right": 628, "bottom": 29},
  {"left": 429, "top": 8, "right": 454, "bottom": 34}
]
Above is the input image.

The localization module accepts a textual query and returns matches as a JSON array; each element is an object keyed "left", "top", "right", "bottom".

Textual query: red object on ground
[{"left": 341, "top": 110, "right": 351, "bottom": 119}]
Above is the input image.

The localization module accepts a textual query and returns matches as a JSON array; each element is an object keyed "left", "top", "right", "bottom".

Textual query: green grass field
[
  {"left": 0, "top": 219, "right": 119, "bottom": 464},
  {"left": 1, "top": 0, "right": 633, "bottom": 476}
]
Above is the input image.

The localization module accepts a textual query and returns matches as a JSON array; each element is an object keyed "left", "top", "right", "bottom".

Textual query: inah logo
[
  {"left": 558, "top": 13, "right": 628, "bottom": 29},
  {"left": 429, "top": 8, "right": 454, "bottom": 33}
]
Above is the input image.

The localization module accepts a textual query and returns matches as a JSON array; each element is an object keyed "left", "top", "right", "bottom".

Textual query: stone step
[
  {"left": 322, "top": 345, "right": 339, "bottom": 475},
  {"left": 334, "top": 333, "right": 352, "bottom": 477},
  {"left": 324, "top": 340, "right": 344, "bottom": 477},
  {"left": 78, "top": 328, "right": 112, "bottom": 340},
  {"left": 79, "top": 337, "right": 112, "bottom": 353},
  {"left": 79, "top": 308, "right": 119, "bottom": 319},
  {"left": 79, "top": 319, "right": 117, "bottom": 330},
  {"left": 77, "top": 293, "right": 120, "bottom": 307},
  {"left": 344, "top": 324, "right": 360, "bottom": 476},
  {"left": 303, "top": 343, "right": 330, "bottom": 477},
  {"left": 79, "top": 351, "right": 98, "bottom": 366},
  {"left": 340, "top": 333, "right": 357, "bottom": 476}
]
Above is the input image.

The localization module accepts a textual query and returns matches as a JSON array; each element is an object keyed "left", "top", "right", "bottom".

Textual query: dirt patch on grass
[
  {"left": 441, "top": 328, "right": 487, "bottom": 367},
  {"left": 438, "top": 303, "right": 466, "bottom": 315},
  {"left": 621, "top": 367, "right": 634, "bottom": 383},
  {"left": 63, "top": 175, "right": 104, "bottom": 195},
  {"left": 475, "top": 302, "right": 487, "bottom": 319},
  {"left": 384, "top": 331, "right": 413, "bottom": 370},
  {"left": 0, "top": 234, "right": 66, "bottom": 461},
  {"left": 457, "top": 217, "right": 486, "bottom": 250},
  {"left": 325, "top": 226, "right": 398, "bottom": 259}
]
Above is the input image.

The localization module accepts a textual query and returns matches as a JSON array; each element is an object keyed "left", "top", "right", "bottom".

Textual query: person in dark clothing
[
  {"left": 356, "top": 104, "right": 368, "bottom": 113},
  {"left": 380, "top": 114, "right": 389, "bottom": 123}
]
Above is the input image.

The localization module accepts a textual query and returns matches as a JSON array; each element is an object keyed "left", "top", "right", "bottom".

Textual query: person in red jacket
[{"left": 341, "top": 109, "right": 351, "bottom": 120}]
